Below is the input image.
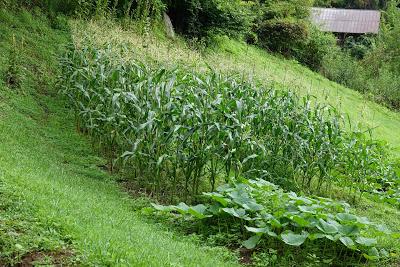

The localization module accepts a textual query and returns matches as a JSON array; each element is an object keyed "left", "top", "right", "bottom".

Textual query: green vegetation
[
  {"left": 321, "top": 1, "right": 400, "bottom": 110},
  {"left": 314, "top": 0, "right": 389, "bottom": 9},
  {"left": 4, "top": 0, "right": 400, "bottom": 109},
  {"left": 154, "top": 179, "right": 397, "bottom": 265},
  {"left": 61, "top": 14, "right": 399, "bottom": 267},
  {"left": 60, "top": 43, "right": 396, "bottom": 204},
  {"left": 1, "top": 0, "right": 399, "bottom": 266},
  {"left": 70, "top": 19, "right": 400, "bottom": 157}
]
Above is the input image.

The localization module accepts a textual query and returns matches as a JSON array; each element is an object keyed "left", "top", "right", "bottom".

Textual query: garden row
[
  {"left": 153, "top": 179, "right": 397, "bottom": 264},
  {"left": 60, "top": 43, "right": 398, "bottom": 202}
]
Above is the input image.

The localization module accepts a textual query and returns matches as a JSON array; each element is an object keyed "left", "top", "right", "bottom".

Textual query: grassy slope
[
  {"left": 71, "top": 20, "right": 400, "bottom": 157},
  {"left": 0, "top": 9, "right": 237, "bottom": 266}
]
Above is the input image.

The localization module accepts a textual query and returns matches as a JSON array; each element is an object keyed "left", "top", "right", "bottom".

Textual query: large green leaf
[
  {"left": 356, "top": 216, "right": 371, "bottom": 225},
  {"left": 355, "top": 237, "right": 377, "bottom": 247},
  {"left": 363, "top": 247, "right": 380, "bottom": 260},
  {"left": 243, "top": 235, "right": 262, "bottom": 249},
  {"left": 281, "top": 231, "right": 309, "bottom": 246},
  {"left": 174, "top": 202, "right": 190, "bottom": 214},
  {"left": 338, "top": 224, "right": 359, "bottom": 236},
  {"left": 222, "top": 207, "right": 247, "bottom": 219},
  {"left": 242, "top": 201, "right": 264, "bottom": 212},
  {"left": 316, "top": 219, "right": 338, "bottom": 234},
  {"left": 151, "top": 203, "right": 173, "bottom": 212},
  {"left": 325, "top": 234, "right": 341, "bottom": 242},
  {"left": 245, "top": 226, "right": 277, "bottom": 237},
  {"left": 339, "top": 236, "right": 355, "bottom": 249},
  {"left": 298, "top": 205, "right": 316, "bottom": 214},
  {"left": 308, "top": 233, "right": 326, "bottom": 240},
  {"left": 188, "top": 204, "right": 212, "bottom": 219},
  {"left": 245, "top": 226, "right": 267, "bottom": 233},
  {"left": 290, "top": 215, "right": 311, "bottom": 227},
  {"left": 203, "top": 192, "right": 231, "bottom": 207},
  {"left": 336, "top": 213, "right": 357, "bottom": 222}
]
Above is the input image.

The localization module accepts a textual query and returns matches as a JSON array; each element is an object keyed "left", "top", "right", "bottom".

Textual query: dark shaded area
[
  {"left": 166, "top": 0, "right": 195, "bottom": 35},
  {"left": 165, "top": 0, "right": 251, "bottom": 38}
]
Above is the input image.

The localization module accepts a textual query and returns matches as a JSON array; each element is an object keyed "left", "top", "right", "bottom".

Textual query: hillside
[
  {"left": 0, "top": 9, "right": 237, "bottom": 266},
  {"left": 1, "top": 7, "right": 399, "bottom": 267}
]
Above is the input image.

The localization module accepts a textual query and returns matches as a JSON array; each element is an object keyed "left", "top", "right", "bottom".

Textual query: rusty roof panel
[{"left": 311, "top": 8, "right": 381, "bottom": 34}]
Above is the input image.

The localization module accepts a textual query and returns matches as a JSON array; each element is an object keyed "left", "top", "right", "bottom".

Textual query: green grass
[
  {"left": 70, "top": 20, "right": 400, "bottom": 157},
  {"left": 0, "top": 9, "right": 237, "bottom": 266}
]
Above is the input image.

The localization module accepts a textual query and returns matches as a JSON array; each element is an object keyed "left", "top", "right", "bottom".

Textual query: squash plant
[{"left": 153, "top": 178, "right": 397, "bottom": 261}]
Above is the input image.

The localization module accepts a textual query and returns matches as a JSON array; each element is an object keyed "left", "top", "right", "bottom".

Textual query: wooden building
[{"left": 311, "top": 7, "right": 381, "bottom": 38}]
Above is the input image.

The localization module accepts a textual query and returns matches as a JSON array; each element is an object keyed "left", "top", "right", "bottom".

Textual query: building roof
[{"left": 311, "top": 7, "right": 381, "bottom": 34}]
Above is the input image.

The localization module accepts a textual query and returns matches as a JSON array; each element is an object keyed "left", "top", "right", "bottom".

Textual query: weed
[{"left": 4, "top": 35, "right": 21, "bottom": 89}]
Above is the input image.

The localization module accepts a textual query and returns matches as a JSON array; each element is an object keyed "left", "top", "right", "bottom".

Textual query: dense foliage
[
  {"left": 153, "top": 179, "right": 396, "bottom": 264},
  {"left": 321, "top": 0, "right": 400, "bottom": 110},
  {"left": 165, "top": 0, "right": 254, "bottom": 38},
  {"left": 4, "top": 1, "right": 400, "bottom": 110},
  {"left": 60, "top": 44, "right": 397, "bottom": 203},
  {"left": 314, "top": 0, "right": 389, "bottom": 9},
  {"left": 0, "top": 0, "right": 166, "bottom": 20}
]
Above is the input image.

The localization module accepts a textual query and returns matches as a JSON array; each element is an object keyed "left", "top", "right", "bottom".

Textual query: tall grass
[
  {"left": 60, "top": 43, "right": 396, "bottom": 201},
  {"left": 0, "top": 0, "right": 165, "bottom": 21}
]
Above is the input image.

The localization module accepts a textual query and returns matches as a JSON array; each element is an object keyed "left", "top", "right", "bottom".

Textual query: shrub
[
  {"left": 343, "top": 35, "right": 375, "bottom": 60},
  {"left": 295, "top": 26, "right": 337, "bottom": 70},
  {"left": 3, "top": 0, "right": 166, "bottom": 21},
  {"left": 256, "top": 18, "right": 309, "bottom": 56},
  {"left": 319, "top": 1, "right": 400, "bottom": 110},
  {"left": 165, "top": 0, "right": 254, "bottom": 38},
  {"left": 254, "top": 0, "right": 336, "bottom": 70},
  {"left": 321, "top": 47, "right": 367, "bottom": 91},
  {"left": 260, "top": 0, "right": 312, "bottom": 20},
  {"left": 367, "top": 67, "right": 400, "bottom": 109}
]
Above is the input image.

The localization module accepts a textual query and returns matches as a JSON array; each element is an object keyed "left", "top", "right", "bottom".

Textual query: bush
[
  {"left": 256, "top": 18, "right": 309, "bottom": 56},
  {"left": 2, "top": 0, "right": 166, "bottom": 21},
  {"left": 254, "top": 0, "right": 336, "bottom": 70},
  {"left": 260, "top": 0, "right": 312, "bottom": 20},
  {"left": 165, "top": 0, "right": 254, "bottom": 38},
  {"left": 1, "top": 0, "right": 79, "bottom": 15},
  {"left": 321, "top": 46, "right": 400, "bottom": 110},
  {"left": 296, "top": 26, "right": 337, "bottom": 70},
  {"left": 321, "top": 47, "right": 368, "bottom": 91},
  {"left": 367, "top": 67, "right": 400, "bottom": 109},
  {"left": 343, "top": 35, "right": 375, "bottom": 60},
  {"left": 318, "top": 1, "right": 400, "bottom": 110}
]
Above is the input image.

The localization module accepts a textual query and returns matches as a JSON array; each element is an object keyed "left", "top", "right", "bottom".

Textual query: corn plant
[{"left": 59, "top": 43, "right": 398, "bottom": 201}]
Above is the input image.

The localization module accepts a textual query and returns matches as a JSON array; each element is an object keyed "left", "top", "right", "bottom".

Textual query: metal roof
[{"left": 311, "top": 7, "right": 381, "bottom": 34}]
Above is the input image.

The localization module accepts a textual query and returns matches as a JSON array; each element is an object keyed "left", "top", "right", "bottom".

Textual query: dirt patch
[
  {"left": 119, "top": 178, "right": 170, "bottom": 203},
  {"left": 120, "top": 179, "right": 145, "bottom": 196},
  {"left": 238, "top": 248, "right": 253, "bottom": 265},
  {"left": 17, "top": 250, "right": 74, "bottom": 267}
]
